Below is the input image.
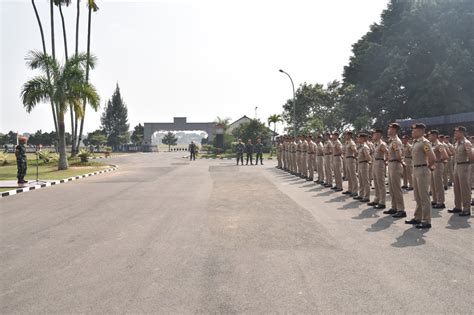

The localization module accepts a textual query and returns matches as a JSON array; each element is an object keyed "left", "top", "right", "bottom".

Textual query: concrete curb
[{"left": 0, "top": 165, "right": 118, "bottom": 199}]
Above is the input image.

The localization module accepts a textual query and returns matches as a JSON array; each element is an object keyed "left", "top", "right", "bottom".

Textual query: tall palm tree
[
  {"left": 73, "top": 0, "right": 81, "bottom": 153},
  {"left": 268, "top": 114, "right": 283, "bottom": 146},
  {"left": 21, "top": 51, "right": 100, "bottom": 170},
  {"left": 31, "top": 0, "right": 58, "bottom": 133},
  {"left": 54, "top": 0, "right": 78, "bottom": 154},
  {"left": 76, "top": 0, "right": 99, "bottom": 153}
]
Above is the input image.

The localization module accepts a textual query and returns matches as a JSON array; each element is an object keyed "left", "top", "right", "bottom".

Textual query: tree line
[{"left": 281, "top": 0, "right": 473, "bottom": 133}]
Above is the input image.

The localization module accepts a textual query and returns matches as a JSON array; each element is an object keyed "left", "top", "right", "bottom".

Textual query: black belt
[
  {"left": 333, "top": 154, "right": 341, "bottom": 156},
  {"left": 389, "top": 160, "right": 400, "bottom": 163},
  {"left": 346, "top": 156, "right": 355, "bottom": 159},
  {"left": 375, "top": 158, "right": 384, "bottom": 161},
  {"left": 414, "top": 164, "right": 427, "bottom": 168},
  {"left": 404, "top": 157, "right": 412, "bottom": 159},
  {"left": 325, "top": 153, "right": 332, "bottom": 155},
  {"left": 359, "top": 161, "right": 368, "bottom": 164},
  {"left": 456, "top": 161, "right": 470, "bottom": 165}
]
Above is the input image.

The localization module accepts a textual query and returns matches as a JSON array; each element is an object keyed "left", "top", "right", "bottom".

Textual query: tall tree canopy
[
  {"left": 101, "top": 84, "right": 130, "bottom": 147},
  {"left": 343, "top": 0, "right": 474, "bottom": 127}
]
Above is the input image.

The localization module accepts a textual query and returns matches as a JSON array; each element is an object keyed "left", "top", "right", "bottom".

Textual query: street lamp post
[{"left": 279, "top": 69, "right": 296, "bottom": 137}]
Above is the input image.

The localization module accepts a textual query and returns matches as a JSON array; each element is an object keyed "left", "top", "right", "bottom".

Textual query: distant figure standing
[
  {"left": 235, "top": 138, "right": 245, "bottom": 166},
  {"left": 188, "top": 141, "right": 197, "bottom": 161},
  {"left": 255, "top": 138, "right": 264, "bottom": 165},
  {"left": 15, "top": 136, "right": 28, "bottom": 184},
  {"left": 245, "top": 138, "right": 254, "bottom": 165}
]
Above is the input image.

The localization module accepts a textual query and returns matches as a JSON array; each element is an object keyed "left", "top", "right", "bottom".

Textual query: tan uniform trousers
[
  {"left": 373, "top": 160, "right": 386, "bottom": 205},
  {"left": 346, "top": 157, "right": 358, "bottom": 193},
  {"left": 333, "top": 156, "right": 343, "bottom": 189},
  {"left": 388, "top": 162, "right": 405, "bottom": 210},
  {"left": 453, "top": 163, "right": 472, "bottom": 213},
  {"left": 358, "top": 162, "right": 370, "bottom": 200},
  {"left": 403, "top": 158, "right": 413, "bottom": 187},
  {"left": 430, "top": 162, "right": 445, "bottom": 204},
  {"left": 301, "top": 153, "right": 308, "bottom": 177},
  {"left": 324, "top": 155, "right": 332, "bottom": 185},
  {"left": 413, "top": 166, "right": 432, "bottom": 223},
  {"left": 307, "top": 154, "right": 315, "bottom": 179},
  {"left": 317, "top": 156, "right": 324, "bottom": 182}
]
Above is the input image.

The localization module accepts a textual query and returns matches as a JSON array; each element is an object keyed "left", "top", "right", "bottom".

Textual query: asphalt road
[{"left": 1, "top": 152, "right": 472, "bottom": 313}]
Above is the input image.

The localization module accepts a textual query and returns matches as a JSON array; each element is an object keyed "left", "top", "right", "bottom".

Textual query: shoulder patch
[{"left": 423, "top": 144, "right": 430, "bottom": 152}]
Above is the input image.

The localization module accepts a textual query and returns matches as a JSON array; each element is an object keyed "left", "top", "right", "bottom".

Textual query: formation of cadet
[
  {"left": 15, "top": 136, "right": 28, "bottom": 184},
  {"left": 275, "top": 124, "right": 473, "bottom": 229},
  {"left": 235, "top": 138, "right": 264, "bottom": 166}
]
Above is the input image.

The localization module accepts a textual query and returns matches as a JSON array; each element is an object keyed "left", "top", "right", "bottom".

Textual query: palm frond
[{"left": 20, "top": 76, "right": 52, "bottom": 113}]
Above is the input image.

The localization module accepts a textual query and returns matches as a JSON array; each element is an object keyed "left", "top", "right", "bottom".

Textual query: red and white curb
[{"left": 1, "top": 165, "right": 118, "bottom": 198}]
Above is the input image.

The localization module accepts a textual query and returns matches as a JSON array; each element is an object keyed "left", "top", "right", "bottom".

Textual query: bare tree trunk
[
  {"left": 32, "top": 0, "right": 58, "bottom": 134},
  {"left": 73, "top": 0, "right": 81, "bottom": 153},
  {"left": 57, "top": 111, "right": 69, "bottom": 170},
  {"left": 58, "top": 3, "right": 77, "bottom": 156},
  {"left": 76, "top": 6, "right": 92, "bottom": 153}
]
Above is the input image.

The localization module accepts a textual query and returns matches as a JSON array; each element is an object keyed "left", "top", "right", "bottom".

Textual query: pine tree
[
  {"left": 162, "top": 132, "right": 177, "bottom": 151},
  {"left": 131, "top": 123, "right": 144, "bottom": 145},
  {"left": 101, "top": 84, "right": 130, "bottom": 147}
]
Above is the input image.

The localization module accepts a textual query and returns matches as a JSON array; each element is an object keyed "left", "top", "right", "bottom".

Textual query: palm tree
[
  {"left": 214, "top": 116, "right": 232, "bottom": 131},
  {"left": 54, "top": 0, "right": 79, "bottom": 154},
  {"left": 31, "top": 0, "right": 58, "bottom": 133},
  {"left": 21, "top": 51, "right": 100, "bottom": 170},
  {"left": 76, "top": 0, "right": 99, "bottom": 153},
  {"left": 268, "top": 114, "right": 283, "bottom": 146}
]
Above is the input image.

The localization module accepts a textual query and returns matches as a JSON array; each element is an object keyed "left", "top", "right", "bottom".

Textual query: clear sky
[{"left": 1, "top": 0, "right": 389, "bottom": 135}]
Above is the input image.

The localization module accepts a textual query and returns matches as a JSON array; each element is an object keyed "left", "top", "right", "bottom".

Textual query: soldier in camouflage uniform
[
  {"left": 15, "top": 136, "right": 28, "bottom": 184},
  {"left": 235, "top": 138, "right": 245, "bottom": 166},
  {"left": 245, "top": 138, "right": 254, "bottom": 165},
  {"left": 255, "top": 138, "right": 264, "bottom": 165}
]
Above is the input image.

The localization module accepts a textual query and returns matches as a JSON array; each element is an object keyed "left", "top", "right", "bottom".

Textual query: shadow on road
[
  {"left": 352, "top": 207, "right": 380, "bottom": 220},
  {"left": 391, "top": 227, "right": 429, "bottom": 248},
  {"left": 366, "top": 216, "right": 394, "bottom": 232},
  {"left": 337, "top": 200, "right": 360, "bottom": 210},
  {"left": 445, "top": 215, "right": 471, "bottom": 230}
]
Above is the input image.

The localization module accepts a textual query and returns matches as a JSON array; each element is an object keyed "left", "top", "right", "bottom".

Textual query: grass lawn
[{"left": 0, "top": 154, "right": 113, "bottom": 182}]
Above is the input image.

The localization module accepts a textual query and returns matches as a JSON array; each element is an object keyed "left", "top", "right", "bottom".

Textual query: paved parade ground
[{"left": 0, "top": 152, "right": 472, "bottom": 313}]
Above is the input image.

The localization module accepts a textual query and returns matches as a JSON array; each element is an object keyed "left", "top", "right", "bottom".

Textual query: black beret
[
  {"left": 411, "top": 123, "right": 426, "bottom": 130},
  {"left": 454, "top": 126, "right": 467, "bottom": 132}
]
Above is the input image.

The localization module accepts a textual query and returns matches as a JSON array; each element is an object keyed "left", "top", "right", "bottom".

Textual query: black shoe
[
  {"left": 342, "top": 191, "right": 351, "bottom": 195},
  {"left": 392, "top": 210, "right": 407, "bottom": 218},
  {"left": 433, "top": 203, "right": 445, "bottom": 209},
  {"left": 331, "top": 186, "right": 337, "bottom": 190},
  {"left": 444, "top": 186, "right": 448, "bottom": 191},
  {"left": 360, "top": 198, "right": 370, "bottom": 202},
  {"left": 383, "top": 208, "right": 397, "bottom": 215},
  {"left": 405, "top": 187, "right": 413, "bottom": 191},
  {"left": 353, "top": 196, "right": 362, "bottom": 200},
  {"left": 431, "top": 201, "right": 436, "bottom": 206},
  {"left": 374, "top": 204, "right": 386, "bottom": 209},
  {"left": 401, "top": 185, "right": 408, "bottom": 189},
  {"left": 459, "top": 212, "right": 471, "bottom": 217},
  {"left": 350, "top": 193, "right": 358, "bottom": 197},
  {"left": 335, "top": 188, "right": 343, "bottom": 192},
  {"left": 405, "top": 218, "right": 421, "bottom": 225},
  {"left": 367, "top": 201, "right": 377, "bottom": 206},
  {"left": 416, "top": 222, "right": 431, "bottom": 229},
  {"left": 447, "top": 208, "right": 462, "bottom": 213},
  {"left": 324, "top": 184, "right": 333, "bottom": 188}
]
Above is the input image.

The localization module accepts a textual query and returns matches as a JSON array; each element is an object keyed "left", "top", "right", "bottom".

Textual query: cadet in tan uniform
[
  {"left": 316, "top": 136, "right": 325, "bottom": 184},
  {"left": 354, "top": 133, "right": 371, "bottom": 202},
  {"left": 301, "top": 135, "right": 309, "bottom": 179},
  {"left": 428, "top": 130, "right": 449, "bottom": 209},
  {"left": 332, "top": 132, "right": 343, "bottom": 191},
  {"left": 323, "top": 133, "right": 334, "bottom": 187},
  {"left": 307, "top": 135, "right": 316, "bottom": 181},
  {"left": 276, "top": 137, "right": 282, "bottom": 169},
  {"left": 401, "top": 135, "right": 414, "bottom": 190},
  {"left": 384, "top": 123, "right": 406, "bottom": 218},
  {"left": 290, "top": 137, "right": 297, "bottom": 174},
  {"left": 367, "top": 136, "right": 375, "bottom": 186},
  {"left": 405, "top": 123, "right": 436, "bottom": 229},
  {"left": 343, "top": 131, "right": 358, "bottom": 197},
  {"left": 448, "top": 126, "right": 472, "bottom": 216},
  {"left": 368, "top": 129, "right": 387, "bottom": 209},
  {"left": 342, "top": 141, "right": 347, "bottom": 181}
]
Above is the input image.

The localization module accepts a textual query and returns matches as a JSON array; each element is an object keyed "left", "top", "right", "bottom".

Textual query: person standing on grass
[{"left": 15, "top": 136, "right": 28, "bottom": 184}]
